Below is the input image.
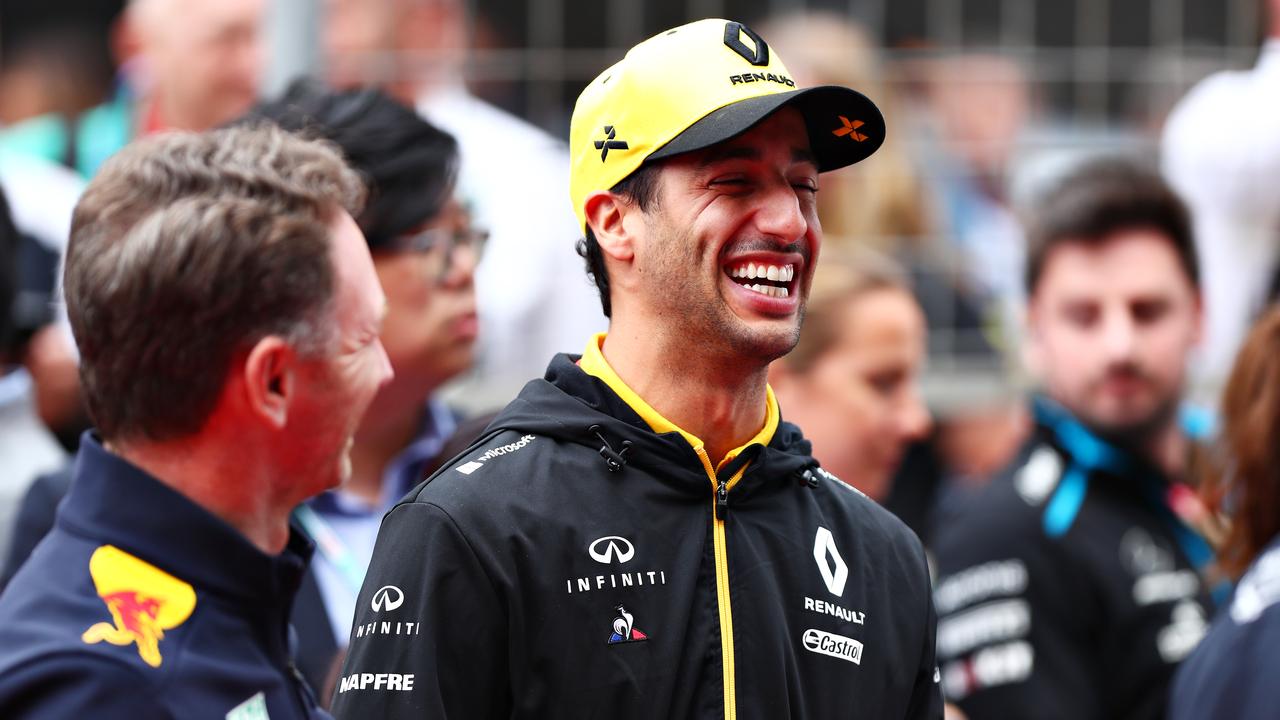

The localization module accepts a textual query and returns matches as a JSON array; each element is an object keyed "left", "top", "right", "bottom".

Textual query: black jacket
[
  {"left": 330, "top": 355, "right": 942, "bottom": 719},
  {"left": 0, "top": 434, "right": 330, "bottom": 719},
  {"left": 932, "top": 398, "right": 1217, "bottom": 720}
]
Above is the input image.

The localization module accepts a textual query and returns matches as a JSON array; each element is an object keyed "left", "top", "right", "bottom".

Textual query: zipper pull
[{"left": 715, "top": 478, "right": 729, "bottom": 520}]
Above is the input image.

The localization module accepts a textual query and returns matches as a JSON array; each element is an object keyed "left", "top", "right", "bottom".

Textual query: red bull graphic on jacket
[{"left": 81, "top": 545, "right": 197, "bottom": 668}]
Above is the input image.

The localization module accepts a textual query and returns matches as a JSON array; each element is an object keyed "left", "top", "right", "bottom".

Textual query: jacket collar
[
  {"left": 488, "top": 353, "right": 815, "bottom": 495},
  {"left": 58, "top": 432, "right": 313, "bottom": 605},
  {"left": 577, "top": 332, "right": 779, "bottom": 472}
]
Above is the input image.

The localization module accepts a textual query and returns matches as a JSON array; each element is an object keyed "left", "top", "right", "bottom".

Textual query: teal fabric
[{"left": 0, "top": 91, "right": 134, "bottom": 179}]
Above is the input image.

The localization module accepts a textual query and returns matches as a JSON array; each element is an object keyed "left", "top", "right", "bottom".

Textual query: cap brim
[{"left": 647, "top": 85, "right": 885, "bottom": 172}]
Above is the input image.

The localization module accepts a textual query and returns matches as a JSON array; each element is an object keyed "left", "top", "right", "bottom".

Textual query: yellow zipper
[{"left": 695, "top": 445, "right": 748, "bottom": 720}]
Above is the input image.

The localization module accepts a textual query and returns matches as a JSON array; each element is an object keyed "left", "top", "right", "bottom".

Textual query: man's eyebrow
[
  {"left": 697, "top": 145, "right": 760, "bottom": 169},
  {"left": 695, "top": 145, "right": 818, "bottom": 170}
]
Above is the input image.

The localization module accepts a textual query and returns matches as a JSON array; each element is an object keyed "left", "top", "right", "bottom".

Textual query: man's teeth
[
  {"left": 729, "top": 263, "right": 795, "bottom": 282},
  {"left": 744, "top": 284, "right": 789, "bottom": 298}
]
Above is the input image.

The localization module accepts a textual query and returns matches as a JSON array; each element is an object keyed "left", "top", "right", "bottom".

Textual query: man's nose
[
  {"left": 755, "top": 182, "right": 809, "bottom": 243},
  {"left": 1101, "top": 310, "right": 1138, "bottom": 361}
]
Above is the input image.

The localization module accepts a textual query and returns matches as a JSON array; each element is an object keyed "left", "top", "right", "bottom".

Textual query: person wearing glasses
[{"left": 243, "top": 80, "right": 484, "bottom": 694}]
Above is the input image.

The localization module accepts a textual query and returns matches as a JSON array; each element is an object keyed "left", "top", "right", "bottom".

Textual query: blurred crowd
[{"left": 3, "top": 0, "right": 1280, "bottom": 717}]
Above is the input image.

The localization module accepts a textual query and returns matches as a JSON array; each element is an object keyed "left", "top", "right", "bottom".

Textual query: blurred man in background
[
  {"left": 0, "top": 0, "right": 124, "bottom": 166},
  {"left": 2, "top": 0, "right": 265, "bottom": 178},
  {"left": 0, "top": 124, "right": 389, "bottom": 717},
  {"left": 932, "top": 157, "right": 1217, "bottom": 720},
  {"left": 324, "top": 0, "right": 606, "bottom": 406}
]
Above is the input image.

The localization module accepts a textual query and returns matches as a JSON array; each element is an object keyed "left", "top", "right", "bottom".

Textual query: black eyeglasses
[{"left": 385, "top": 227, "right": 489, "bottom": 281}]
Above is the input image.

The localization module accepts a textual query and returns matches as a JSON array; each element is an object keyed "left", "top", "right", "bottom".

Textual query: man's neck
[
  {"left": 1072, "top": 407, "right": 1188, "bottom": 481},
  {"left": 600, "top": 328, "right": 769, "bottom": 464},
  {"left": 1142, "top": 418, "right": 1188, "bottom": 481},
  {"left": 347, "top": 400, "right": 424, "bottom": 505},
  {"left": 111, "top": 436, "right": 291, "bottom": 555}
]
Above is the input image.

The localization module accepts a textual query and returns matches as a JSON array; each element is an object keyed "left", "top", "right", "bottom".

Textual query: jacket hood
[{"left": 484, "top": 354, "right": 821, "bottom": 495}]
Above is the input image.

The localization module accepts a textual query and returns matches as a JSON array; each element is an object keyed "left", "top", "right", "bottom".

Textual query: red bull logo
[{"left": 81, "top": 545, "right": 196, "bottom": 668}]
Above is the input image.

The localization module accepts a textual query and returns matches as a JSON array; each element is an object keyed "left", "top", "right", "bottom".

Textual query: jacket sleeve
[
  {"left": 932, "top": 518, "right": 1097, "bottom": 720},
  {"left": 905, "top": 542, "right": 945, "bottom": 720},
  {"left": 0, "top": 655, "right": 173, "bottom": 719},
  {"left": 329, "top": 501, "right": 508, "bottom": 719}
]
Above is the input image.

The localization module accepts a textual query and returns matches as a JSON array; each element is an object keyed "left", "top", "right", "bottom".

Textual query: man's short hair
[
  {"left": 1023, "top": 156, "right": 1198, "bottom": 295},
  {"left": 243, "top": 79, "right": 459, "bottom": 247},
  {"left": 574, "top": 164, "right": 661, "bottom": 318},
  {"left": 65, "top": 124, "right": 365, "bottom": 443}
]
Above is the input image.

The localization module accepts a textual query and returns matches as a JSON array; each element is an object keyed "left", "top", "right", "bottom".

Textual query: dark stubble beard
[
  {"left": 644, "top": 221, "right": 807, "bottom": 366},
  {"left": 1074, "top": 370, "right": 1182, "bottom": 454}
]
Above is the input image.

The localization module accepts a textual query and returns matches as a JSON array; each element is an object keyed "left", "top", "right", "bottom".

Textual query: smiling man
[
  {"left": 0, "top": 125, "right": 392, "bottom": 718},
  {"left": 331, "top": 19, "right": 942, "bottom": 719},
  {"left": 931, "top": 158, "right": 1217, "bottom": 720}
]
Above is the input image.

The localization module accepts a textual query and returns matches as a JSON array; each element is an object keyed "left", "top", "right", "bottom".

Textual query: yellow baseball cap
[{"left": 569, "top": 18, "right": 885, "bottom": 233}]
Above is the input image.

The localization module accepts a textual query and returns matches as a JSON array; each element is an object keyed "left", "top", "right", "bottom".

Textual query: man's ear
[
  {"left": 584, "top": 191, "right": 636, "bottom": 263},
  {"left": 242, "top": 336, "right": 296, "bottom": 430}
]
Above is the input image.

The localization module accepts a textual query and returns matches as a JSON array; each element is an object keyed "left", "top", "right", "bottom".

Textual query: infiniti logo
[
  {"left": 371, "top": 585, "right": 405, "bottom": 612},
  {"left": 588, "top": 536, "right": 635, "bottom": 565}
]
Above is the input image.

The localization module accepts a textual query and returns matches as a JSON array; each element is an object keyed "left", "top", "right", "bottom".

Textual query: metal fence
[{"left": 276, "top": 0, "right": 1265, "bottom": 409}]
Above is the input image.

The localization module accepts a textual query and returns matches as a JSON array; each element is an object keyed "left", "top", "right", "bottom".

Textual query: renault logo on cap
[
  {"left": 589, "top": 536, "right": 636, "bottom": 564},
  {"left": 371, "top": 585, "right": 405, "bottom": 612},
  {"left": 723, "top": 21, "right": 769, "bottom": 66}
]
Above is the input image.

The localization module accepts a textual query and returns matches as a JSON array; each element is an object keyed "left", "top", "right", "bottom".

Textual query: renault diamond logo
[
  {"left": 371, "top": 585, "right": 405, "bottom": 612},
  {"left": 723, "top": 21, "right": 770, "bottom": 66},
  {"left": 813, "top": 527, "right": 849, "bottom": 597},
  {"left": 588, "top": 536, "right": 635, "bottom": 564}
]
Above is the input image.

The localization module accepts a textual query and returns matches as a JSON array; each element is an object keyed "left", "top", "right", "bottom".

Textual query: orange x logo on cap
[{"left": 832, "top": 116, "right": 868, "bottom": 142}]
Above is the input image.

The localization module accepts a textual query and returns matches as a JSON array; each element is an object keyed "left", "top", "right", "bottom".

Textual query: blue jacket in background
[
  {"left": 0, "top": 433, "right": 331, "bottom": 719},
  {"left": 1170, "top": 536, "right": 1280, "bottom": 719}
]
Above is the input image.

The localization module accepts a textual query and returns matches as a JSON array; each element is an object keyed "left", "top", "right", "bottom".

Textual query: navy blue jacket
[
  {"left": 1170, "top": 537, "right": 1280, "bottom": 719},
  {"left": 0, "top": 466, "right": 341, "bottom": 697},
  {"left": 0, "top": 434, "right": 331, "bottom": 719}
]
